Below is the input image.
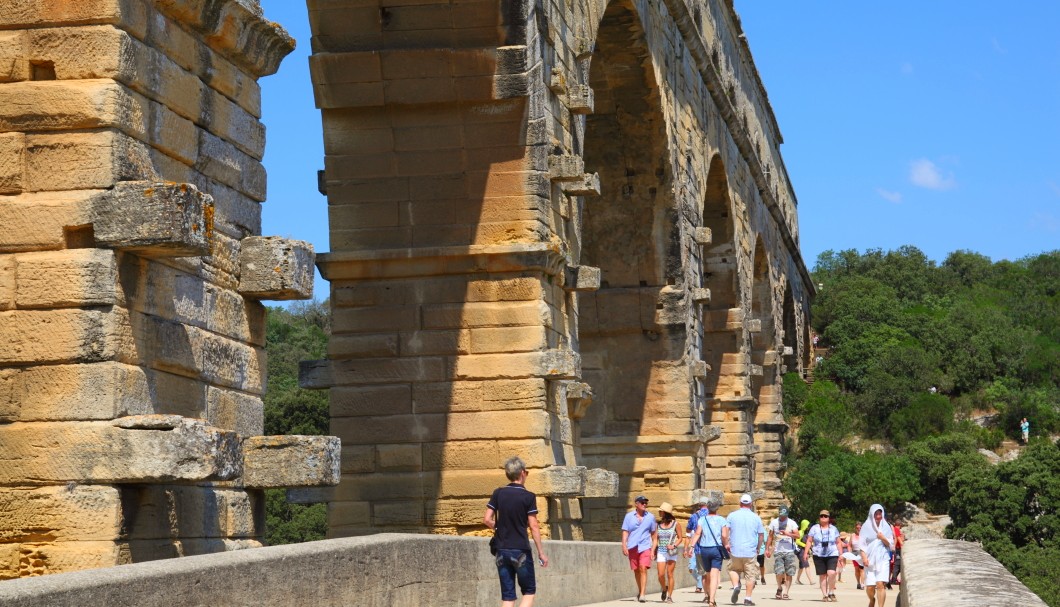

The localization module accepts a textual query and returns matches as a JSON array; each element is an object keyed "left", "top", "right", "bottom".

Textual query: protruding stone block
[
  {"left": 564, "top": 265, "right": 601, "bottom": 292},
  {"left": 749, "top": 364, "right": 763, "bottom": 377},
  {"left": 94, "top": 181, "right": 213, "bottom": 257},
  {"left": 565, "top": 381, "right": 593, "bottom": 420},
  {"left": 783, "top": 346, "right": 794, "bottom": 356},
  {"left": 692, "top": 227, "right": 712, "bottom": 246},
  {"left": 690, "top": 360, "right": 710, "bottom": 379},
  {"left": 0, "top": 416, "right": 241, "bottom": 484},
  {"left": 560, "top": 172, "right": 601, "bottom": 196},
  {"left": 286, "top": 487, "right": 335, "bottom": 504},
  {"left": 568, "top": 84, "right": 594, "bottom": 114},
  {"left": 583, "top": 468, "right": 619, "bottom": 498},
  {"left": 746, "top": 318, "right": 762, "bottom": 333},
  {"left": 529, "top": 465, "right": 585, "bottom": 497},
  {"left": 691, "top": 488, "right": 724, "bottom": 507},
  {"left": 237, "top": 236, "right": 314, "bottom": 300},
  {"left": 691, "top": 288, "right": 711, "bottom": 304},
  {"left": 548, "top": 154, "right": 584, "bottom": 181},
  {"left": 242, "top": 435, "right": 341, "bottom": 488}
]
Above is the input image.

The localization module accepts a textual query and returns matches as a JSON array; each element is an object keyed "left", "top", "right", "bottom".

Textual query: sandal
[
  {"left": 781, "top": 594, "right": 790, "bottom": 600},
  {"left": 776, "top": 589, "right": 783, "bottom": 600}
]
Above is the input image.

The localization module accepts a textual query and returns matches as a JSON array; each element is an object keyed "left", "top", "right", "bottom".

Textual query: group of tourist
[{"left": 484, "top": 456, "right": 903, "bottom": 607}]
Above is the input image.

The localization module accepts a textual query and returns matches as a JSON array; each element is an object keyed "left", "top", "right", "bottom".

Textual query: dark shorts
[
  {"left": 813, "top": 555, "right": 838, "bottom": 576},
  {"left": 698, "top": 546, "right": 725, "bottom": 571},
  {"left": 496, "top": 548, "right": 536, "bottom": 601}
]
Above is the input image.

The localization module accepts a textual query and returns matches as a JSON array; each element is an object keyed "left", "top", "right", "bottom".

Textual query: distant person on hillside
[
  {"left": 685, "top": 496, "right": 729, "bottom": 607},
  {"left": 795, "top": 519, "right": 812, "bottom": 585},
  {"left": 725, "top": 493, "right": 765, "bottom": 606},
  {"left": 484, "top": 456, "right": 549, "bottom": 607},
  {"left": 806, "top": 509, "right": 841, "bottom": 602},
  {"left": 621, "top": 495, "right": 658, "bottom": 603},
  {"left": 765, "top": 506, "right": 800, "bottom": 600},
  {"left": 655, "top": 502, "right": 681, "bottom": 603},
  {"left": 1021, "top": 417, "right": 1030, "bottom": 443},
  {"left": 859, "top": 504, "right": 895, "bottom": 607}
]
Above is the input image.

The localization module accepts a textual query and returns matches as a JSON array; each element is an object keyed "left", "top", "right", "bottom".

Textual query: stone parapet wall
[
  {"left": 0, "top": 534, "right": 659, "bottom": 607},
  {"left": 900, "top": 538, "right": 1048, "bottom": 607}
]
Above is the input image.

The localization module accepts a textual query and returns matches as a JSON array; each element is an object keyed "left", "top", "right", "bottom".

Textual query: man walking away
[
  {"left": 621, "top": 495, "right": 658, "bottom": 603},
  {"left": 766, "top": 506, "right": 799, "bottom": 600},
  {"left": 484, "top": 457, "right": 549, "bottom": 607},
  {"left": 726, "top": 494, "right": 765, "bottom": 606},
  {"left": 1021, "top": 417, "right": 1030, "bottom": 443}
]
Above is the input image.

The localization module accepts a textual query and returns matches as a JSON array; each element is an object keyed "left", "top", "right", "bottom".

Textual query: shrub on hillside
[
  {"left": 887, "top": 392, "right": 954, "bottom": 447},
  {"left": 782, "top": 372, "right": 808, "bottom": 417},
  {"left": 797, "top": 380, "right": 854, "bottom": 452},
  {"left": 903, "top": 433, "right": 983, "bottom": 513}
]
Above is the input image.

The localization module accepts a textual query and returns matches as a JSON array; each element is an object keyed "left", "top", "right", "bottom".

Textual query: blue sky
[{"left": 257, "top": 1, "right": 1059, "bottom": 300}]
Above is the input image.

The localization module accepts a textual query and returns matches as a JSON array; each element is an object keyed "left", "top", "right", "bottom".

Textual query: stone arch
[{"left": 576, "top": 0, "right": 688, "bottom": 539}]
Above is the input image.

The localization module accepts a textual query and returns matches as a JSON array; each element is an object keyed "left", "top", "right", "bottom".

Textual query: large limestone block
[
  {"left": 0, "top": 31, "right": 29, "bottom": 82},
  {"left": 242, "top": 435, "right": 342, "bottom": 488},
  {"left": 2, "top": 362, "right": 150, "bottom": 422},
  {"left": 24, "top": 130, "right": 156, "bottom": 192},
  {"left": 0, "top": 307, "right": 129, "bottom": 365},
  {"left": 527, "top": 466, "right": 585, "bottom": 497},
  {"left": 0, "top": 540, "right": 129, "bottom": 580},
  {"left": 94, "top": 181, "right": 213, "bottom": 257},
  {"left": 14, "top": 249, "right": 118, "bottom": 309},
  {"left": 123, "top": 485, "right": 260, "bottom": 540},
  {"left": 237, "top": 236, "right": 314, "bottom": 300},
  {"left": 0, "top": 415, "right": 241, "bottom": 484},
  {"left": 0, "top": 0, "right": 149, "bottom": 36},
  {"left": 141, "top": 314, "right": 264, "bottom": 393},
  {"left": 0, "top": 80, "right": 150, "bottom": 137},
  {"left": 0, "top": 485, "right": 123, "bottom": 542},
  {"left": 206, "top": 386, "right": 264, "bottom": 437},
  {"left": 0, "top": 132, "right": 25, "bottom": 195},
  {"left": 583, "top": 468, "right": 619, "bottom": 498},
  {"left": 0, "top": 190, "right": 99, "bottom": 253}
]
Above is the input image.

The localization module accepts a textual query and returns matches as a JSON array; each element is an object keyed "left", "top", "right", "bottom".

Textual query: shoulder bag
[{"left": 705, "top": 515, "right": 730, "bottom": 560}]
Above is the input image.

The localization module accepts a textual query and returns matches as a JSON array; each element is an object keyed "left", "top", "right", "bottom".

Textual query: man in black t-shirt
[{"left": 484, "top": 456, "right": 549, "bottom": 607}]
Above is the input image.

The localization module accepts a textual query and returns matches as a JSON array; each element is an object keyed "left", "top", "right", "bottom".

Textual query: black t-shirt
[{"left": 487, "top": 483, "right": 538, "bottom": 551}]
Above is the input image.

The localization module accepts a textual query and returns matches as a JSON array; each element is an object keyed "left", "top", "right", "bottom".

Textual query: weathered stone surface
[
  {"left": 94, "top": 181, "right": 213, "bottom": 257},
  {"left": 583, "top": 468, "right": 619, "bottom": 498},
  {"left": 237, "top": 236, "right": 314, "bottom": 300},
  {"left": 13, "top": 249, "right": 118, "bottom": 309},
  {"left": 0, "top": 416, "right": 241, "bottom": 483},
  {"left": 0, "top": 132, "right": 25, "bottom": 195},
  {"left": 564, "top": 265, "right": 601, "bottom": 291},
  {"left": 900, "top": 538, "right": 1049, "bottom": 607},
  {"left": 242, "top": 435, "right": 341, "bottom": 488},
  {"left": 0, "top": 485, "right": 122, "bottom": 542},
  {"left": 0, "top": 363, "right": 149, "bottom": 422}
]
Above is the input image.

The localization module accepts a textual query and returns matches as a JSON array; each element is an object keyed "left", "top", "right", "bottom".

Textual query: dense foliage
[
  {"left": 262, "top": 301, "right": 331, "bottom": 546},
  {"left": 781, "top": 247, "right": 1060, "bottom": 604}
]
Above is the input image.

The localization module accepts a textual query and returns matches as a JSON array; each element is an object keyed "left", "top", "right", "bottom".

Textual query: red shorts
[{"left": 627, "top": 547, "right": 653, "bottom": 570}]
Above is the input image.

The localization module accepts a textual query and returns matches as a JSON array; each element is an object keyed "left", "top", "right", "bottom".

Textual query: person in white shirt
[
  {"left": 765, "top": 506, "right": 800, "bottom": 600},
  {"left": 859, "top": 504, "right": 895, "bottom": 607},
  {"left": 805, "top": 510, "right": 842, "bottom": 602}
]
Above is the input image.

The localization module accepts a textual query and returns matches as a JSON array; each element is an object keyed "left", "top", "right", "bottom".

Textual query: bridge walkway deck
[{"left": 575, "top": 577, "right": 878, "bottom": 607}]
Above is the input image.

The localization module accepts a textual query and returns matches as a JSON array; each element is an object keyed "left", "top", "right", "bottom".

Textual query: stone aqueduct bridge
[
  {"left": 0, "top": 0, "right": 812, "bottom": 578},
  {"left": 299, "top": 0, "right": 815, "bottom": 540}
]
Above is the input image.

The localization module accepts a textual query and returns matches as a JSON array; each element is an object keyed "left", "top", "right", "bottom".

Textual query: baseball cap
[
  {"left": 634, "top": 495, "right": 649, "bottom": 504},
  {"left": 778, "top": 506, "right": 789, "bottom": 516},
  {"left": 739, "top": 493, "right": 753, "bottom": 504},
  {"left": 819, "top": 509, "right": 830, "bottom": 517}
]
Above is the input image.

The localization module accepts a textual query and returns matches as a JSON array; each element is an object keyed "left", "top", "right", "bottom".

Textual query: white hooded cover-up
[{"left": 859, "top": 504, "right": 894, "bottom": 579}]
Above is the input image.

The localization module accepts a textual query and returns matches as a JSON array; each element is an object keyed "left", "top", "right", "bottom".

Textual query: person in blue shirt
[
  {"left": 685, "top": 497, "right": 710, "bottom": 594},
  {"left": 725, "top": 494, "right": 765, "bottom": 606},
  {"left": 684, "top": 496, "right": 729, "bottom": 607},
  {"left": 621, "top": 495, "right": 658, "bottom": 603}
]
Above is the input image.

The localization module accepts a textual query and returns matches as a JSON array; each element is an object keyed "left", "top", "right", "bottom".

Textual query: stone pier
[{"left": 0, "top": 0, "right": 338, "bottom": 577}]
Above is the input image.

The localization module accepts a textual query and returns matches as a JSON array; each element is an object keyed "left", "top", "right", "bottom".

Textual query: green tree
[
  {"left": 262, "top": 301, "right": 331, "bottom": 546},
  {"left": 887, "top": 392, "right": 953, "bottom": 447}
]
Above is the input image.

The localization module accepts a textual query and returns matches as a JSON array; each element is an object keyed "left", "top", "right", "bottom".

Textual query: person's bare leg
[
  {"left": 657, "top": 564, "right": 667, "bottom": 597},
  {"left": 827, "top": 570, "right": 837, "bottom": 595},
  {"left": 865, "top": 583, "right": 875, "bottom": 607},
  {"left": 667, "top": 562, "right": 677, "bottom": 598},
  {"left": 707, "top": 568, "right": 720, "bottom": 605},
  {"left": 876, "top": 581, "right": 887, "bottom": 607},
  {"left": 517, "top": 594, "right": 535, "bottom": 607},
  {"left": 819, "top": 574, "right": 829, "bottom": 599},
  {"left": 503, "top": 600, "right": 515, "bottom": 607},
  {"left": 637, "top": 566, "right": 649, "bottom": 599}
]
